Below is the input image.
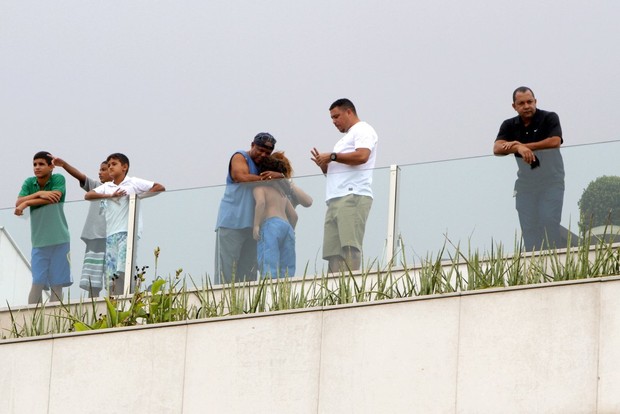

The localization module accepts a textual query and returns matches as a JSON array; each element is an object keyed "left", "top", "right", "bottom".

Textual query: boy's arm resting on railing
[
  {"left": 14, "top": 190, "right": 62, "bottom": 216},
  {"left": 85, "top": 189, "right": 126, "bottom": 200},
  {"left": 138, "top": 182, "right": 166, "bottom": 199},
  {"left": 149, "top": 183, "right": 165, "bottom": 193}
]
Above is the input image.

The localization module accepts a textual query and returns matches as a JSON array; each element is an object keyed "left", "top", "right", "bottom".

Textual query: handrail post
[
  {"left": 124, "top": 194, "right": 138, "bottom": 294},
  {"left": 386, "top": 164, "right": 401, "bottom": 266}
]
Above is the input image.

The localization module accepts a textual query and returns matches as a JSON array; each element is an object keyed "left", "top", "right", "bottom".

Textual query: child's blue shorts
[{"left": 31, "top": 242, "right": 72, "bottom": 288}]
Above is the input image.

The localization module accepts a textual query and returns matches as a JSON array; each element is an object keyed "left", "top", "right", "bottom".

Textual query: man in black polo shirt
[{"left": 494, "top": 86, "right": 565, "bottom": 251}]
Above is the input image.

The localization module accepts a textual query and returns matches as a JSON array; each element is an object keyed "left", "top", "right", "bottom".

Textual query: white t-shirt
[
  {"left": 93, "top": 176, "right": 154, "bottom": 236},
  {"left": 325, "top": 121, "right": 378, "bottom": 201}
]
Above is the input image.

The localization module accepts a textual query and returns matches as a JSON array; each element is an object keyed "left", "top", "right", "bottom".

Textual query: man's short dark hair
[
  {"left": 33, "top": 151, "right": 53, "bottom": 165},
  {"left": 329, "top": 98, "right": 357, "bottom": 115},
  {"left": 107, "top": 153, "right": 130, "bottom": 171},
  {"left": 512, "top": 86, "right": 535, "bottom": 102}
]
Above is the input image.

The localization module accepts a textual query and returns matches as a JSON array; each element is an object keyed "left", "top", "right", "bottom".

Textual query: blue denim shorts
[{"left": 31, "top": 242, "right": 72, "bottom": 288}]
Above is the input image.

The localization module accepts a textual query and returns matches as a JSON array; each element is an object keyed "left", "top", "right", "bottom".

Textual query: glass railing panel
[
  {"left": 292, "top": 167, "right": 392, "bottom": 276},
  {"left": 134, "top": 185, "right": 226, "bottom": 290},
  {"left": 561, "top": 140, "right": 620, "bottom": 242},
  {"left": 63, "top": 197, "right": 130, "bottom": 300},
  {"left": 0, "top": 197, "right": 114, "bottom": 307},
  {"left": 360, "top": 166, "right": 392, "bottom": 269},
  {"left": 0, "top": 205, "right": 33, "bottom": 307},
  {"left": 396, "top": 155, "right": 520, "bottom": 264},
  {"left": 134, "top": 166, "right": 392, "bottom": 287},
  {"left": 274, "top": 172, "right": 325, "bottom": 277},
  {"left": 130, "top": 140, "right": 620, "bottom": 289},
  {"left": 5, "top": 140, "right": 618, "bottom": 307},
  {"left": 396, "top": 140, "right": 620, "bottom": 265}
]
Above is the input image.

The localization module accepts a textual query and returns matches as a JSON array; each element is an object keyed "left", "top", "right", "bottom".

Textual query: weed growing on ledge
[{"left": 2, "top": 235, "right": 620, "bottom": 340}]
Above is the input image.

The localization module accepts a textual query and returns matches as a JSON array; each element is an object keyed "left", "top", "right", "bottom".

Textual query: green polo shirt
[{"left": 19, "top": 174, "right": 70, "bottom": 248}]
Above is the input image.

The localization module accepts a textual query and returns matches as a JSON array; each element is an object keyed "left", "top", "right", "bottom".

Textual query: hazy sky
[{"left": 1, "top": 0, "right": 619, "bottom": 209}]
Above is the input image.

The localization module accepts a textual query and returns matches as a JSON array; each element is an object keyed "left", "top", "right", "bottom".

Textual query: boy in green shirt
[{"left": 15, "top": 151, "right": 72, "bottom": 304}]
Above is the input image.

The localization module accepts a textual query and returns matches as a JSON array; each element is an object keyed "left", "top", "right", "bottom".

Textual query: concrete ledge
[{"left": 1, "top": 277, "right": 619, "bottom": 413}]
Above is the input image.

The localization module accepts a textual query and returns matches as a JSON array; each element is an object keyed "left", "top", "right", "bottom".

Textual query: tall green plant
[{"left": 3, "top": 237, "right": 620, "bottom": 341}]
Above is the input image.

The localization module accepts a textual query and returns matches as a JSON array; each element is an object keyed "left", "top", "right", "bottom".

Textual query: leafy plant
[
  {"left": 69, "top": 248, "right": 188, "bottom": 332},
  {"left": 3, "top": 237, "right": 620, "bottom": 341}
]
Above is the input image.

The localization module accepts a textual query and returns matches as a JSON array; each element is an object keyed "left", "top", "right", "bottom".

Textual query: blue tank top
[{"left": 215, "top": 150, "right": 258, "bottom": 229}]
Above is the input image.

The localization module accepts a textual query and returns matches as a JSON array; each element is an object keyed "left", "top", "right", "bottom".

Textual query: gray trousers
[{"left": 214, "top": 227, "right": 257, "bottom": 284}]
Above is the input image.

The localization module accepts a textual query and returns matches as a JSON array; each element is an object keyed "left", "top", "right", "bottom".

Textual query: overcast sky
[{"left": 1, "top": 0, "right": 619, "bottom": 210}]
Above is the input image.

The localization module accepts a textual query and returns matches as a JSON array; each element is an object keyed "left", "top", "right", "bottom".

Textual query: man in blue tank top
[{"left": 215, "top": 132, "right": 283, "bottom": 284}]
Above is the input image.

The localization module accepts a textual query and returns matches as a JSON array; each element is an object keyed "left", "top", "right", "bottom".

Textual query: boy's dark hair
[
  {"left": 107, "top": 153, "right": 130, "bottom": 171},
  {"left": 329, "top": 98, "right": 357, "bottom": 115},
  {"left": 259, "top": 156, "right": 286, "bottom": 175},
  {"left": 33, "top": 151, "right": 53, "bottom": 165}
]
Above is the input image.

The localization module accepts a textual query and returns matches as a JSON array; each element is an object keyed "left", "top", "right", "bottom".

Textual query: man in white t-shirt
[
  {"left": 311, "top": 98, "right": 378, "bottom": 272},
  {"left": 85, "top": 153, "right": 165, "bottom": 295}
]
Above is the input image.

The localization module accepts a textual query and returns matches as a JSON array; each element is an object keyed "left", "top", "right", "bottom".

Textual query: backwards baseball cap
[{"left": 253, "top": 132, "right": 276, "bottom": 149}]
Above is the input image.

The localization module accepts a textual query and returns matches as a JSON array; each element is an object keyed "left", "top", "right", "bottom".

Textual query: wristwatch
[{"left": 330, "top": 152, "right": 338, "bottom": 161}]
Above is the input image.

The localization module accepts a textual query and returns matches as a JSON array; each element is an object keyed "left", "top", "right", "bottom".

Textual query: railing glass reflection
[
  {"left": 134, "top": 166, "right": 391, "bottom": 287},
  {"left": 133, "top": 185, "right": 225, "bottom": 290},
  {"left": 2, "top": 140, "right": 619, "bottom": 308},
  {"left": 0, "top": 198, "right": 129, "bottom": 307},
  {"left": 394, "top": 141, "right": 620, "bottom": 264}
]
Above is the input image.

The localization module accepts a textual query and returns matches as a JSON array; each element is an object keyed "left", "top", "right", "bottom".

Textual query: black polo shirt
[
  {"left": 496, "top": 108, "right": 563, "bottom": 145},
  {"left": 496, "top": 109, "right": 565, "bottom": 191}
]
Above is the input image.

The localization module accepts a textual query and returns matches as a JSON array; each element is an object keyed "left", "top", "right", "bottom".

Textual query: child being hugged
[
  {"left": 253, "top": 155, "right": 298, "bottom": 278},
  {"left": 85, "top": 153, "right": 165, "bottom": 295}
]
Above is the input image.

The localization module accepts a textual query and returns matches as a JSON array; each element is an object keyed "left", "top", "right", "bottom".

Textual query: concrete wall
[{"left": 1, "top": 276, "right": 619, "bottom": 413}]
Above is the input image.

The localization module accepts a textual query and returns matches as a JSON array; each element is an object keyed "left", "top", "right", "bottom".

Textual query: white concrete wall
[{"left": 1, "top": 277, "right": 619, "bottom": 413}]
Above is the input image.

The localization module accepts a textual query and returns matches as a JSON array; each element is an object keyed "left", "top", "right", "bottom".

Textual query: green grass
[{"left": 2, "top": 232, "right": 620, "bottom": 340}]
